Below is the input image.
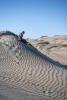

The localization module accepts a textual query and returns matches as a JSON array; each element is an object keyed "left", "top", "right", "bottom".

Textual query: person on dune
[{"left": 18, "top": 31, "right": 25, "bottom": 40}]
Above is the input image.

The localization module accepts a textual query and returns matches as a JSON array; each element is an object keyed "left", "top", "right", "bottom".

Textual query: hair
[{"left": 22, "top": 31, "right": 25, "bottom": 34}]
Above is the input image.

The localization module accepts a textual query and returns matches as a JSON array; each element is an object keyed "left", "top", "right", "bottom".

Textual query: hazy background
[{"left": 0, "top": 0, "right": 67, "bottom": 38}]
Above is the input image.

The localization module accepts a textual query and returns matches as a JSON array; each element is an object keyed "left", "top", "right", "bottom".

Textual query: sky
[{"left": 0, "top": 0, "right": 67, "bottom": 38}]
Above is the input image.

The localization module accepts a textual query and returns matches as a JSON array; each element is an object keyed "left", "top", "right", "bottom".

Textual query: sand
[
  {"left": 0, "top": 32, "right": 67, "bottom": 100},
  {"left": 27, "top": 35, "right": 67, "bottom": 65}
]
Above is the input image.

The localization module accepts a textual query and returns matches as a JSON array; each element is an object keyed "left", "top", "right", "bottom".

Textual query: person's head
[{"left": 22, "top": 31, "right": 25, "bottom": 34}]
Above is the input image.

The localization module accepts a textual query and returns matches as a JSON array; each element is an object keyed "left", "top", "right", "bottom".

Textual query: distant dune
[
  {"left": 0, "top": 31, "right": 67, "bottom": 100},
  {"left": 27, "top": 35, "right": 67, "bottom": 65}
]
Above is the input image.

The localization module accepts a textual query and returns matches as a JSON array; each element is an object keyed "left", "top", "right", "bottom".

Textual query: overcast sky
[{"left": 0, "top": 0, "right": 67, "bottom": 38}]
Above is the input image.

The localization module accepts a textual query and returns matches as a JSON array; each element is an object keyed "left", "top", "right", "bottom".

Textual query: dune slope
[{"left": 0, "top": 32, "right": 67, "bottom": 100}]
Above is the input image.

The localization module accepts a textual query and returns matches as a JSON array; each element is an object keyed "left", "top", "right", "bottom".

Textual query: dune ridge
[{"left": 0, "top": 31, "right": 67, "bottom": 100}]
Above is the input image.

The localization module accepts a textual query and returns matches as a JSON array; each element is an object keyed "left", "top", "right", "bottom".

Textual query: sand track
[{"left": 0, "top": 32, "right": 67, "bottom": 100}]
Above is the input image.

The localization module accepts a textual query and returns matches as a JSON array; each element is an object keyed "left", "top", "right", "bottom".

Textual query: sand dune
[
  {"left": 27, "top": 35, "right": 67, "bottom": 65},
  {"left": 0, "top": 31, "right": 67, "bottom": 100}
]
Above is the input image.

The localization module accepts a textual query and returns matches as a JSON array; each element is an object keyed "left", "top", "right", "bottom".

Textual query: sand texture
[
  {"left": 27, "top": 35, "right": 67, "bottom": 65},
  {"left": 0, "top": 32, "right": 67, "bottom": 100}
]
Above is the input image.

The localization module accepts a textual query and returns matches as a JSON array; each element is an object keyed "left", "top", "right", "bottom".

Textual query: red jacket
[{"left": 18, "top": 33, "right": 24, "bottom": 39}]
